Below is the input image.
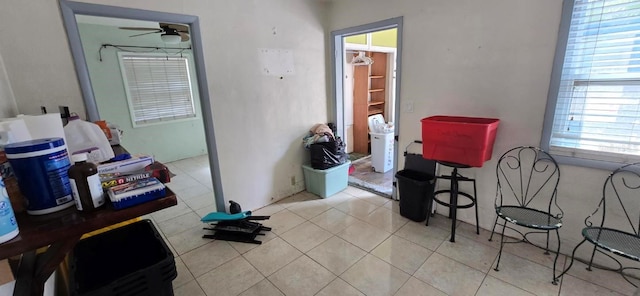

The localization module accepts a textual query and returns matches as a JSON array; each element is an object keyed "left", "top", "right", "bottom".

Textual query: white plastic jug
[{"left": 63, "top": 117, "right": 114, "bottom": 163}]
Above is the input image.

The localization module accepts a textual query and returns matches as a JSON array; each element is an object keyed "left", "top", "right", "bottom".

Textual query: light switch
[{"left": 403, "top": 101, "right": 414, "bottom": 113}]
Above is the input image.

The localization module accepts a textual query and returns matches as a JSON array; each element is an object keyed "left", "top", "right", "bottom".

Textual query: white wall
[
  {"left": 0, "top": 52, "right": 18, "bottom": 118},
  {"left": 329, "top": 0, "right": 615, "bottom": 255},
  {"left": 344, "top": 61, "right": 354, "bottom": 153},
  {"left": 0, "top": 0, "right": 329, "bottom": 211},
  {"left": 0, "top": 1, "right": 83, "bottom": 117},
  {"left": 0, "top": 0, "right": 625, "bottom": 259}
]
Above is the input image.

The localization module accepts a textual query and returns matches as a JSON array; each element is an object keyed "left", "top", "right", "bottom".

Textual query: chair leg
[
  {"left": 473, "top": 179, "right": 479, "bottom": 235},
  {"left": 587, "top": 244, "right": 598, "bottom": 271},
  {"left": 544, "top": 230, "right": 550, "bottom": 255},
  {"left": 425, "top": 198, "right": 433, "bottom": 226},
  {"left": 552, "top": 229, "right": 561, "bottom": 285},
  {"left": 426, "top": 176, "right": 438, "bottom": 227},
  {"left": 494, "top": 219, "right": 507, "bottom": 272},
  {"left": 489, "top": 215, "right": 499, "bottom": 241},
  {"left": 555, "top": 238, "right": 587, "bottom": 285},
  {"left": 449, "top": 168, "right": 459, "bottom": 243}
]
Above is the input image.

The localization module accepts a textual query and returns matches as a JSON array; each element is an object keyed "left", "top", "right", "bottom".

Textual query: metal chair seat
[
  {"left": 497, "top": 206, "right": 562, "bottom": 230},
  {"left": 583, "top": 227, "right": 640, "bottom": 262}
]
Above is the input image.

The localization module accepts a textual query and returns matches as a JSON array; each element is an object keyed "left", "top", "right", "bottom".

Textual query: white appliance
[{"left": 368, "top": 114, "right": 394, "bottom": 173}]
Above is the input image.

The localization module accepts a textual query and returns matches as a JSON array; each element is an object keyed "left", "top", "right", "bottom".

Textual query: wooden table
[{"left": 0, "top": 188, "right": 177, "bottom": 296}]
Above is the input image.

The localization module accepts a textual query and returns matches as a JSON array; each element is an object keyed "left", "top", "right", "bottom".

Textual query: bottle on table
[
  {"left": 0, "top": 176, "right": 19, "bottom": 244},
  {"left": 68, "top": 153, "right": 105, "bottom": 211}
]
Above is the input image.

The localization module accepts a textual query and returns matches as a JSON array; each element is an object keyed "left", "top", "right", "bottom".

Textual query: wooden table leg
[{"left": 14, "top": 235, "right": 82, "bottom": 296}]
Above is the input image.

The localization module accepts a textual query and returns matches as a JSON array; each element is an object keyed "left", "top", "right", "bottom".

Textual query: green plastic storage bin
[{"left": 302, "top": 161, "right": 350, "bottom": 198}]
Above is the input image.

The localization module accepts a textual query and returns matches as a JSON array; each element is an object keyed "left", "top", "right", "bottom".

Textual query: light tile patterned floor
[{"left": 156, "top": 157, "right": 634, "bottom": 296}]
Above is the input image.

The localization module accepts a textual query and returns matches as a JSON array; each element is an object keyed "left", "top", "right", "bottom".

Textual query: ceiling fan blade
[
  {"left": 129, "top": 30, "right": 162, "bottom": 38},
  {"left": 179, "top": 32, "right": 190, "bottom": 42},
  {"left": 119, "top": 27, "right": 161, "bottom": 31},
  {"left": 160, "top": 23, "right": 189, "bottom": 33}
]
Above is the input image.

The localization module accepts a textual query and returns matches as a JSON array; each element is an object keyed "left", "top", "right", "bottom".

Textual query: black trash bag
[
  {"left": 312, "top": 137, "right": 345, "bottom": 155},
  {"left": 334, "top": 137, "right": 346, "bottom": 154},
  {"left": 310, "top": 141, "right": 348, "bottom": 170}
]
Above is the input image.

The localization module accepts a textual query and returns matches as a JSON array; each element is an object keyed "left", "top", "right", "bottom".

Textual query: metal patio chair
[
  {"left": 555, "top": 162, "right": 640, "bottom": 287},
  {"left": 489, "top": 146, "right": 563, "bottom": 284}
]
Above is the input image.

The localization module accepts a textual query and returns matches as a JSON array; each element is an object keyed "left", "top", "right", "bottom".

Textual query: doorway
[
  {"left": 331, "top": 18, "right": 403, "bottom": 199},
  {"left": 59, "top": 1, "right": 225, "bottom": 211}
]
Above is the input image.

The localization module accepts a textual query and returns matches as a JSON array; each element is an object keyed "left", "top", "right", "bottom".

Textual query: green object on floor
[{"left": 201, "top": 211, "right": 251, "bottom": 222}]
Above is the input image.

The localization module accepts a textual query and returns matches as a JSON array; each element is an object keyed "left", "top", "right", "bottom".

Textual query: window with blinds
[
  {"left": 546, "top": 0, "right": 640, "bottom": 165},
  {"left": 119, "top": 54, "right": 196, "bottom": 126}
]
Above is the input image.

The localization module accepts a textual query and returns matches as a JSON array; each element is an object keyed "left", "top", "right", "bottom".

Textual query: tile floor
[
  {"left": 150, "top": 156, "right": 635, "bottom": 296},
  {"left": 348, "top": 155, "right": 393, "bottom": 197}
]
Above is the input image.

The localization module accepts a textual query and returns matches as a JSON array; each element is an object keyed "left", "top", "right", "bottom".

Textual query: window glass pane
[
  {"left": 120, "top": 55, "right": 196, "bottom": 125},
  {"left": 551, "top": 82, "right": 640, "bottom": 154},
  {"left": 548, "top": 0, "right": 640, "bottom": 163}
]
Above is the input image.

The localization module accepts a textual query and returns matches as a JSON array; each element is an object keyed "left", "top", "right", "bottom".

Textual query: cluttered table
[
  {"left": 0, "top": 188, "right": 176, "bottom": 296},
  {"left": 0, "top": 114, "right": 178, "bottom": 295}
]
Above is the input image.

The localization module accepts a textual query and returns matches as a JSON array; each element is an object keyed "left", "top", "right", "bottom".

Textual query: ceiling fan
[{"left": 119, "top": 23, "right": 190, "bottom": 43}]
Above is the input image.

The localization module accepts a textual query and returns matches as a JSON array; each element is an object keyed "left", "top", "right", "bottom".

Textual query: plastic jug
[{"left": 63, "top": 116, "right": 114, "bottom": 163}]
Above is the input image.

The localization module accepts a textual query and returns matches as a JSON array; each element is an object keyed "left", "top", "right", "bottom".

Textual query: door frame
[
  {"left": 59, "top": 0, "right": 225, "bottom": 210},
  {"left": 330, "top": 17, "right": 403, "bottom": 198}
]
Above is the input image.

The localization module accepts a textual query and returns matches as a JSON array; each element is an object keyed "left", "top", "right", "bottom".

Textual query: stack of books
[
  {"left": 107, "top": 177, "right": 166, "bottom": 210},
  {"left": 98, "top": 156, "right": 171, "bottom": 210}
]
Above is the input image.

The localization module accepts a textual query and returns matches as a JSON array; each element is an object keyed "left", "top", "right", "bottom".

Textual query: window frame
[
  {"left": 117, "top": 51, "right": 199, "bottom": 128},
  {"left": 541, "top": 0, "right": 640, "bottom": 171}
]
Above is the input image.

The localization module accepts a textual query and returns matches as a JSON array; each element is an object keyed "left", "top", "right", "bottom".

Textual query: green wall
[
  {"left": 78, "top": 23, "right": 207, "bottom": 162},
  {"left": 372, "top": 28, "right": 397, "bottom": 48},
  {"left": 345, "top": 34, "right": 366, "bottom": 45},
  {"left": 345, "top": 28, "right": 397, "bottom": 48}
]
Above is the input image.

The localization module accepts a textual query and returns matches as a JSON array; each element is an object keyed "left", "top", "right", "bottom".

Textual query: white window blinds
[
  {"left": 550, "top": 0, "right": 640, "bottom": 163},
  {"left": 120, "top": 55, "right": 196, "bottom": 126}
]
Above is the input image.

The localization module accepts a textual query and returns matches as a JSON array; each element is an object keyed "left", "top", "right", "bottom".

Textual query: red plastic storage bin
[{"left": 421, "top": 116, "right": 500, "bottom": 167}]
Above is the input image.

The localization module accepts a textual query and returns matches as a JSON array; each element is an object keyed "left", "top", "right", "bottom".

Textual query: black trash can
[
  {"left": 395, "top": 169, "right": 435, "bottom": 222},
  {"left": 70, "top": 219, "right": 176, "bottom": 296}
]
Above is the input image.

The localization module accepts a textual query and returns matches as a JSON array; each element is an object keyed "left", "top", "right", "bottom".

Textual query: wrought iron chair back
[
  {"left": 495, "top": 146, "right": 562, "bottom": 219},
  {"left": 490, "top": 146, "right": 564, "bottom": 284},
  {"left": 588, "top": 162, "right": 640, "bottom": 237}
]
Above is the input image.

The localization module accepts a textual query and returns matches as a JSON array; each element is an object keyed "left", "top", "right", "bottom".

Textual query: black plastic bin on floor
[
  {"left": 70, "top": 219, "right": 177, "bottom": 296},
  {"left": 395, "top": 169, "right": 435, "bottom": 222}
]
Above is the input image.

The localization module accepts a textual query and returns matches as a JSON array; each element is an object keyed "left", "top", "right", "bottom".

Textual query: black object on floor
[
  {"left": 202, "top": 211, "right": 272, "bottom": 245},
  {"left": 229, "top": 200, "right": 242, "bottom": 214},
  {"left": 430, "top": 161, "right": 479, "bottom": 243},
  {"left": 202, "top": 201, "right": 272, "bottom": 244},
  {"left": 396, "top": 140, "right": 436, "bottom": 222},
  {"left": 396, "top": 169, "right": 435, "bottom": 222},
  {"left": 70, "top": 219, "right": 176, "bottom": 296}
]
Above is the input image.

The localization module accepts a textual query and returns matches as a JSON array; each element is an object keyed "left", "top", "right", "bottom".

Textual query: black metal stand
[
  {"left": 426, "top": 161, "right": 479, "bottom": 242},
  {"left": 203, "top": 216, "right": 271, "bottom": 245}
]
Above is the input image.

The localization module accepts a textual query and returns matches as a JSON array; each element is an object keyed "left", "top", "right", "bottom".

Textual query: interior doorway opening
[{"left": 331, "top": 18, "right": 403, "bottom": 199}]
